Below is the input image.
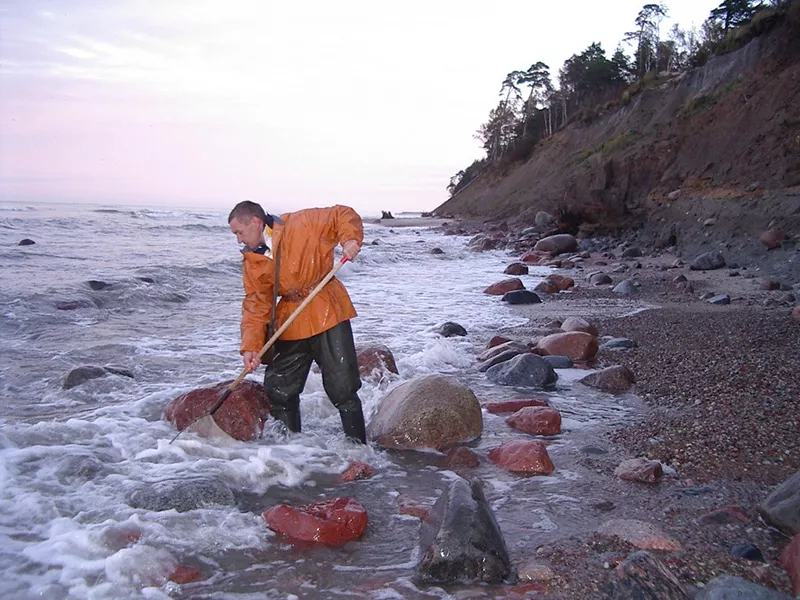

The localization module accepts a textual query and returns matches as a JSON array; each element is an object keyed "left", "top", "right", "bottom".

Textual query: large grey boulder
[
  {"left": 696, "top": 575, "right": 793, "bottom": 599},
  {"left": 690, "top": 251, "right": 726, "bottom": 271},
  {"left": 128, "top": 477, "right": 235, "bottom": 512},
  {"left": 486, "top": 354, "right": 557, "bottom": 388},
  {"left": 416, "top": 477, "right": 511, "bottom": 584},
  {"left": 367, "top": 375, "right": 482, "bottom": 450},
  {"left": 534, "top": 234, "right": 578, "bottom": 255},
  {"left": 759, "top": 471, "right": 800, "bottom": 536}
]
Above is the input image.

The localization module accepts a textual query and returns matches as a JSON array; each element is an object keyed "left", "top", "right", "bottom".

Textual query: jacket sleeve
[
  {"left": 319, "top": 205, "right": 364, "bottom": 248},
  {"left": 240, "top": 264, "right": 271, "bottom": 354}
]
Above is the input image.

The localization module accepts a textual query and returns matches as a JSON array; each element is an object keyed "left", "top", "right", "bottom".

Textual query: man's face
[{"left": 230, "top": 216, "right": 263, "bottom": 249}]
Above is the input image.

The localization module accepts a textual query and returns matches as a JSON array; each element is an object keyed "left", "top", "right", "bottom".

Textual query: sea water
[{"left": 0, "top": 202, "right": 649, "bottom": 599}]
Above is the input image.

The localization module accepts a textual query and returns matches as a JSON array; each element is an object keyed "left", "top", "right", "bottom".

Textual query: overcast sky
[{"left": 0, "top": 0, "right": 721, "bottom": 214}]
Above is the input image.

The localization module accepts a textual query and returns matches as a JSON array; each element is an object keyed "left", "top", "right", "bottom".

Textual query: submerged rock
[
  {"left": 356, "top": 344, "right": 399, "bottom": 379},
  {"left": 263, "top": 497, "right": 368, "bottom": 545},
  {"left": 62, "top": 365, "right": 108, "bottom": 389},
  {"left": 128, "top": 477, "right": 235, "bottom": 512},
  {"left": 415, "top": 477, "right": 511, "bottom": 584},
  {"left": 18, "top": 238, "right": 35, "bottom": 246},
  {"left": 506, "top": 406, "right": 561, "bottom": 436},
  {"left": 488, "top": 439, "right": 554, "bottom": 475}
]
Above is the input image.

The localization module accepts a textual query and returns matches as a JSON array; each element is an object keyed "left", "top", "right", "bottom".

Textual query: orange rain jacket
[{"left": 239, "top": 205, "right": 363, "bottom": 353}]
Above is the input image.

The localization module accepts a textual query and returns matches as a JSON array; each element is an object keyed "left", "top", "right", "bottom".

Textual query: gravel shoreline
[{"left": 501, "top": 259, "right": 799, "bottom": 598}]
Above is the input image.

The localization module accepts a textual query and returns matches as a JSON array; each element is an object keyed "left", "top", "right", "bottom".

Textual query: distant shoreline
[{"left": 372, "top": 217, "right": 451, "bottom": 227}]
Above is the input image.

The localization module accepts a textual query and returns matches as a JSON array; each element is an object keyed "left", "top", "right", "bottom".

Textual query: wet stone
[
  {"left": 128, "top": 477, "right": 235, "bottom": 512},
  {"left": 437, "top": 321, "right": 468, "bottom": 337},
  {"left": 730, "top": 543, "right": 764, "bottom": 562}
]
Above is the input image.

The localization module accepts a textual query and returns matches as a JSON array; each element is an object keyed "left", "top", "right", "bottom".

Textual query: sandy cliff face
[{"left": 434, "top": 10, "right": 800, "bottom": 279}]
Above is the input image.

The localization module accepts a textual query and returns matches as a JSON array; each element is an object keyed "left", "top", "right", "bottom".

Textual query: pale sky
[{"left": 0, "top": 0, "right": 720, "bottom": 214}]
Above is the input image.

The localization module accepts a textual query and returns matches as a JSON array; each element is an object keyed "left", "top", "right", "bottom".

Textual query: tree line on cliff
[{"left": 447, "top": 0, "right": 794, "bottom": 198}]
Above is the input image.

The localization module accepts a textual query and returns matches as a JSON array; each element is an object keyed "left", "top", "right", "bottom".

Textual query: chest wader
[{"left": 264, "top": 320, "right": 366, "bottom": 444}]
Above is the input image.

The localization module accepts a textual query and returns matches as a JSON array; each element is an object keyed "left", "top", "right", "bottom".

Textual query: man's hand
[
  {"left": 243, "top": 351, "right": 260, "bottom": 373},
  {"left": 342, "top": 240, "right": 360, "bottom": 261}
]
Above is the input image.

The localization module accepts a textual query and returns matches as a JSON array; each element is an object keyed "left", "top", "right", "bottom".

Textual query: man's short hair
[{"left": 228, "top": 200, "right": 267, "bottom": 224}]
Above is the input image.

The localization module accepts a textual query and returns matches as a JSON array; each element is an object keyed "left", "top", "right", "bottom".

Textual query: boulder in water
[
  {"left": 485, "top": 353, "right": 557, "bottom": 388},
  {"left": 263, "top": 497, "right": 368, "bottom": 545},
  {"left": 164, "top": 380, "right": 270, "bottom": 441},
  {"left": 62, "top": 365, "right": 108, "bottom": 389},
  {"left": 536, "top": 331, "right": 598, "bottom": 362},
  {"left": 488, "top": 439, "right": 554, "bottom": 475},
  {"left": 87, "top": 280, "right": 112, "bottom": 291},
  {"left": 505, "top": 406, "right": 561, "bottom": 436},
  {"left": 18, "top": 238, "right": 35, "bottom": 246},
  {"left": 415, "top": 477, "right": 511, "bottom": 584},
  {"left": 436, "top": 321, "right": 467, "bottom": 337},
  {"left": 367, "top": 374, "right": 482, "bottom": 450},
  {"left": 356, "top": 344, "right": 399, "bottom": 379}
]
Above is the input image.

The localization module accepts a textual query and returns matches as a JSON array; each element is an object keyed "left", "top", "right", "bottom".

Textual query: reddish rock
[
  {"left": 560, "top": 316, "right": 598, "bottom": 337},
  {"left": 442, "top": 446, "right": 480, "bottom": 470},
  {"left": 356, "top": 344, "right": 399, "bottom": 378},
  {"left": 579, "top": 365, "right": 636, "bottom": 393},
  {"left": 169, "top": 565, "right": 204, "bottom": 584},
  {"left": 504, "top": 262, "right": 529, "bottom": 276},
  {"left": 536, "top": 331, "right": 599, "bottom": 362},
  {"left": 520, "top": 251, "right": 549, "bottom": 263},
  {"left": 793, "top": 306, "right": 800, "bottom": 325},
  {"left": 597, "top": 519, "right": 681, "bottom": 551},
  {"left": 399, "top": 502, "right": 429, "bottom": 520},
  {"left": 506, "top": 406, "right": 561, "bottom": 436},
  {"left": 481, "top": 398, "right": 549, "bottom": 414},
  {"left": 484, "top": 278, "right": 525, "bottom": 295},
  {"left": 263, "top": 497, "right": 368, "bottom": 545},
  {"left": 164, "top": 380, "right": 270, "bottom": 441},
  {"left": 487, "top": 335, "right": 513, "bottom": 349},
  {"left": 477, "top": 341, "right": 528, "bottom": 362},
  {"left": 100, "top": 522, "right": 142, "bottom": 551},
  {"left": 534, "top": 281, "right": 559, "bottom": 295},
  {"left": 759, "top": 279, "right": 781, "bottom": 291},
  {"left": 760, "top": 229, "right": 785, "bottom": 250},
  {"left": 340, "top": 461, "right": 374, "bottom": 482},
  {"left": 547, "top": 274, "right": 575, "bottom": 290},
  {"left": 698, "top": 506, "right": 751, "bottom": 525},
  {"left": 780, "top": 533, "right": 800, "bottom": 597},
  {"left": 614, "top": 458, "right": 663, "bottom": 483},
  {"left": 488, "top": 440, "right": 554, "bottom": 475}
]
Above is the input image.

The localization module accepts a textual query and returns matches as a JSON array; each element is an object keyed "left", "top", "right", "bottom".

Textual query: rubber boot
[
  {"left": 271, "top": 408, "right": 301, "bottom": 434},
  {"left": 339, "top": 403, "right": 367, "bottom": 444}
]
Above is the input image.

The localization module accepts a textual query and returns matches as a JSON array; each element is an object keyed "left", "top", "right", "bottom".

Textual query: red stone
[
  {"left": 442, "top": 446, "right": 480, "bottom": 469},
  {"left": 483, "top": 278, "right": 525, "bottom": 295},
  {"left": 506, "top": 406, "right": 562, "bottom": 436},
  {"left": 698, "top": 505, "right": 751, "bottom": 525},
  {"left": 520, "top": 251, "right": 549, "bottom": 264},
  {"left": 534, "top": 281, "right": 559, "bottom": 295},
  {"left": 488, "top": 440, "right": 554, "bottom": 475},
  {"left": 340, "top": 461, "right": 374, "bottom": 482},
  {"left": 399, "top": 502, "right": 429, "bottom": 520},
  {"left": 547, "top": 274, "right": 575, "bottom": 290},
  {"left": 169, "top": 565, "right": 204, "bottom": 584},
  {"left": 537, "top": 331, "right": 598, "bottom": 362},
  {"left": 560, "top": 316, "right": 598, "bottom": 336},
  {"left": 504, "top": 262, "right": 529, "bottom": 276},
  {"left": 760, "top": 229, "right": 785, "bottom": 250},
  {"left": 614, "top": 458, "right": 663, "bottom": 483},
  {"left": 487, "top": 335, "right": 513, "bottom": 349},
  {"left": 780, "top": 533, "right": 800, "bottom": 597},
  {"left": 356, "top": 344, "right": 399, "bottom": 378},
  {"left": 164, "top": 380, "right": 270, "bottom": 441},
  {"left": 792, "top": 306, "right": 800, "bottom": 325},
  {"left": 482, "top": 398, "right": 549, "bottom": 414},
  {"left": 263, "top": 497, "right": 368, "bottom": 545}
]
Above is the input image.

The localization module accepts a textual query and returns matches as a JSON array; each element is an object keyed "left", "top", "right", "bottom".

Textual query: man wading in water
[{"left": 228, "top": 201, "right": 367, "bottom": 443}]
